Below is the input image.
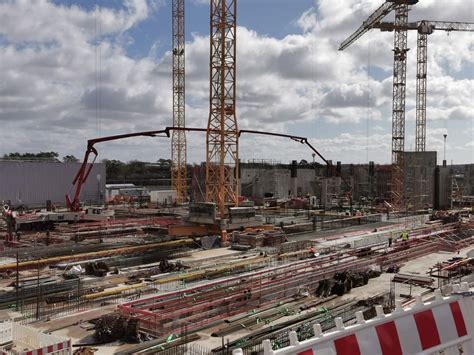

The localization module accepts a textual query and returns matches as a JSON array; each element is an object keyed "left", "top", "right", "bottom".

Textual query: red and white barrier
[
  {"left": 233, "top": 283, "right": 474, "bottom": 355},
  {"left": 23, "top": 340, "right": 71, "bottom": 355},
  {"left": 0, "top": 322, "right": 71, "bottom": 355}
]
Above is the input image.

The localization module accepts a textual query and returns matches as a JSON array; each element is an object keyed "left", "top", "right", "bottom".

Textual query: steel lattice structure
[
  {"left": 206, "top": 0, "right": 239, "bottom": 218},
  {"left": 171, "top": 0, "right": 187, "bottom": 203},
  {"left": 340, "top": 1, "right": 474, "bottom": 209},
  {"left": 390, "top": 3, "right": 410, "bottom": 206},
  {"left": 338, "top": 1, "right": 398, "bottom": 51},
  {"left": 339, "top": 0, "right": 418, "bottom": 208},
  {"left": 375, "top": 20, "right": 474, "bottom": 152},
  {"left": 415, "top": 21, "right": 474, "bottom": 151},
  {"left": 415, "top": 26, "right": 429, "bottom": 152}
]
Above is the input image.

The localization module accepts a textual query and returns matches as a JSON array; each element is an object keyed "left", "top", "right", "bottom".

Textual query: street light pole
[{"left": 443, "top": 134, "right": 447, "bottom": 167}]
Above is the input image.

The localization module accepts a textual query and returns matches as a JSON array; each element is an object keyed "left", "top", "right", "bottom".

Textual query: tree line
[
  {"left": 2, "top": 152, "right": 79, "bottom": 163},
  {"left": 102, "top": 159, "right": 172, "bottom": 184},
  {"left": 2, "top": 152, "right": 173, "bottom": 184}
]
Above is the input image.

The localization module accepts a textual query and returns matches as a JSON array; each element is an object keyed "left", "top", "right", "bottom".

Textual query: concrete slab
[{"left": 178, "top": 248, "right": 243, "bottom": 263}]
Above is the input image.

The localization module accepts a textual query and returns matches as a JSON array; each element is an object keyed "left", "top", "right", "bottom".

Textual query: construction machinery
[
  {"left": 171, "top": 0, "right": 187, "bottom": 203},
  {"left": 206, "top": 0, "right": 239, "bottom": 219},
  {"left": 372, "top": 20, "right": 474, "bottom": 152},
  {"left": 66, "top": 128, "right": 171, "bottom": 212},
  {"left": 339, "top": 0, "right": 419, "bottom": 208},
  {"left": 65, "top": 127, "right": 339, "bottom": 217}
]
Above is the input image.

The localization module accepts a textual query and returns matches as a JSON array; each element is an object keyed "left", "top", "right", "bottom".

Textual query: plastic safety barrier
[
  {"left": 233, "top": 283, "right": 474, "bottom": 355},
  {"left": 22, "top": 341, "right": 71, "bottom": 355},
  {"left": 0, "top": 322, "right": 71, "bottom": 355}
]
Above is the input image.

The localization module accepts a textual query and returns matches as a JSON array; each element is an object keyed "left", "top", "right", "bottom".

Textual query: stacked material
[
  {"left": 93, "top": 313, "right": 139, "bottom": 343},
  {"left": 231, "top": 230, "right": 286, "bottom": 248}
]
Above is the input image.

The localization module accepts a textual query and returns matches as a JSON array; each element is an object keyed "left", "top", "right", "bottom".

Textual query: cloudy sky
[{"left": 0, "top": 0, "right": 472, "bottom": 165}]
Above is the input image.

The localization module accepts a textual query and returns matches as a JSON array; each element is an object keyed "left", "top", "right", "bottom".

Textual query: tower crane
[
  {"left": 339, "top": 0, "right": 419, "bottom": 208},
  {"left": 171, "top": 0, "right": 187, "bottom": 203},
  {"left": 206, "top": 0, "right": 239, "bottom": 219},
  {"left": 373, "top": 20, "right": 474, "bottom": 152}
]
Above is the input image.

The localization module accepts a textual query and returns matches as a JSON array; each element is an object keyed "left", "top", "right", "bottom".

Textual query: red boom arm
[{"left": 67, "top": 127, "right": 347, "bottom": 211}]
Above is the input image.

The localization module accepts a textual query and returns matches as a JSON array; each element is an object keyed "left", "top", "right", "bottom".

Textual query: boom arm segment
[
  {"left": 373, "top": 20, "right": 474, "bottom": 33},
  {"left": 66, "top": 129, "right": 172, "bottom": 211},
  {"left": 339, "top": 1, "right": 396, "bottom": 51},
  {"left": 68, "top": 127, "right": 348, "bottom": 211},
  {"left": 430, "top": 21, "right": 474, "bottom": 32}
]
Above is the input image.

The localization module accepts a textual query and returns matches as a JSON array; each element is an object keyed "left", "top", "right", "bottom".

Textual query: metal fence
[
  {"left": 145, "top": 343, "right": 232, "bottom": 355},
  {"left": 14, "top": 278, "right": 186, "bottom": 324},
  {"left": 320, "top": 213, "right": 383, "bottom": 231}
]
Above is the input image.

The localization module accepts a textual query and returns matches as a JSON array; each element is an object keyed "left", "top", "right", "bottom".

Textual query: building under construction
[{"left": 0, "top": 1, "right": 473, "bottom": 354}]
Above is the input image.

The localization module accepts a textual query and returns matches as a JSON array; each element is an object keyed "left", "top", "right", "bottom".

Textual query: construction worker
[
  {"left": 388, "top": 232, "right": 393, "bottom": 247},
  {"left": 401, "top": 231, "right": 409, "bottom": 245}
]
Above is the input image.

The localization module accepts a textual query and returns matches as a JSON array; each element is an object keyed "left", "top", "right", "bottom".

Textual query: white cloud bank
[{"left": 0, "top": 0, "right": 472, "bottom": 164}]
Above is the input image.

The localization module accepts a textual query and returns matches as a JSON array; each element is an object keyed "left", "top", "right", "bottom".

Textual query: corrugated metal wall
[{"left": 0, "top": 161, "right": 106, "bottom": 207}]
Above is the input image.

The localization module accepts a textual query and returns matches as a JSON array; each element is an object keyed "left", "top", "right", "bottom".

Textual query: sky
[{"left": 0, "top": 0, "right": 472, "bottom": 165}]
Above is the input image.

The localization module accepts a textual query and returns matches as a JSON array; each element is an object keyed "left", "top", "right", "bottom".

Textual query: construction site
[{"left": 0, "top": 0, "right": 473, "bottom": 354}]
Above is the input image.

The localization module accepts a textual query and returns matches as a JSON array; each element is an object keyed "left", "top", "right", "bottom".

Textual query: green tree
[
  {"left": 102, "top": 159, "right": 126, "bottom": 180},
  {"left": 127, "top": 160, "right": 147, "bottom": 177},
  {"left": 2, "top": 152, "right": 59, "bottom": 161},
  {"left": 63, "top": 155, "right": 79, "bottom": 163},
  {"left": 157, "top": 158, "right": 172, "bottom": 167}
]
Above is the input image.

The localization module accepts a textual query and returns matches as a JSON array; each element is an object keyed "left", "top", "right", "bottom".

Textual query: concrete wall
[
  {"left": 436, "top": 166, "right": 451, "bottom": 209},
  {"left": 150, "top": 190, "right": 176, "bottom": 204},
  {"left": 240, "top": 167, "right": 317, "bottom": 199},
  {"left": 0, "top": 161, "right": 105, "bottom": 207},
  {"left": 375, "top": 166, "right": 392, "bottom": 200},
  {"left": 239, "top": 157, "right": 469, "bottom": 210},
  {"left": 240, "top": 167, "right": 290, "bottom": 199},
  {"left": 403, "top": 151, "right": 437, "bottom": 209},
  {"left": 297, "top": 169, "right": 318, "bottom": 196},
  {"left": 464, "top": 164, "right": 474, "bottom": 196}
]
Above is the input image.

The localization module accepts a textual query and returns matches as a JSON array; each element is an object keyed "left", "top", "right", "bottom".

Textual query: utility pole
[
  {"left": 443, "top": 134, "right": 447, "bottom": 167},
  {"left": 206, "top": 0, "right": 239, "bottom": 219},
  {"left": 171, "top": 0, "right": 187, "bottom": 203}
]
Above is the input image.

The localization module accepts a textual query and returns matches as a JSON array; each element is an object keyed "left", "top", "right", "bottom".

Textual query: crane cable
[
  {"left": 95, "top": 0, "right": 102, "bottom": 136},
  {"left": 366, "top": 32, "right": 371, "bottom": 165}
]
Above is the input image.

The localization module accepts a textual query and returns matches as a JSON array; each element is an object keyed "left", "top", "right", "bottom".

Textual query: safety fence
[
  {"left": 0, "top": 321, "right": 71, "bottom": 355},
  {"left": 15, "top": 278, "right": 186, "bottom": 324},
  {"left": 320, "top": 214, "right": 383, "bottom": 231},
  {"left": 277, "top": 214, "right": 384, "bottom": 235},
  {"left": 13, "top": 255, "right": 278, "bottom": 324},
  {"left": 233, "top": 301, "right": 377, "bottom": 354},
  {"left": 232, "top": 282, "right": 474, "bottom": 355}
]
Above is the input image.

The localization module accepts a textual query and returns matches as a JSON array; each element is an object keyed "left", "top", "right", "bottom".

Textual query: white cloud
[
  {"left": 0, "top": 0, "right": 472, "bottom": 165},
  {"left": 0, "top": 0, "right": 154, "bottom": 44}
]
